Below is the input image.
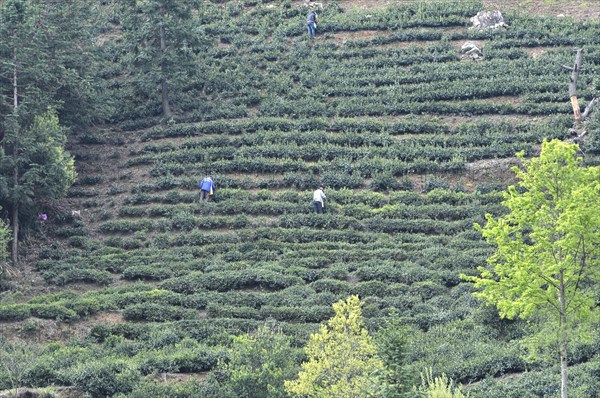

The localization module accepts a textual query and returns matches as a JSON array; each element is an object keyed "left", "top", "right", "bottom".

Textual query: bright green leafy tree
[
  {"left": 216, "top": 323, "right": 301, "bottom": 398},
  {"left": 463, "top": 139, "right": 600, "bottom": 398},
  {"left": 419, "top": 368, "right": 468, "bottom": 398},
  {"left": 285, "top": 295, "right": 384, "bottom": 398},
  {"left": 0, "top": 110, "right": 75, "bottom": 264}
]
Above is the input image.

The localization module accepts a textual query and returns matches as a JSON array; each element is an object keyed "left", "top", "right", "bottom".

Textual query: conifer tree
[
  {"left": 0, "top": 0, "right": 96, "bottom": 263},
  {"left": 375, "top": 311, "right": 413, "bottom": 398},
  {"left": 120, "top": 0, "right": 204, "bottom": 121},
  {"left": 0, "top": 0, "right": 105, "bottom": 128}
]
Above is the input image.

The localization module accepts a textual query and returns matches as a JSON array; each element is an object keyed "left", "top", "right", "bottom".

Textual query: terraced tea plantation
[{"left": 2, "top": 0, "right": 600, "bottom": 396}]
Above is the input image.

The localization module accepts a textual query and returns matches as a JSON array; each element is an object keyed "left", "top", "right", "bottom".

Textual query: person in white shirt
[{"left": 313, "top": 185, "right": 326, "bottom": 214}]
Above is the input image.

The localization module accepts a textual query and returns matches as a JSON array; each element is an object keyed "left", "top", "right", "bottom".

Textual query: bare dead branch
[{"left": 581, "top": 97, "right": 598, "bottom": 119}]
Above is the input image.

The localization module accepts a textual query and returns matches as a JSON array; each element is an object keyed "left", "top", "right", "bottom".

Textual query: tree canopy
[
  {"left": 285, "top": 295, "right": 384, "bottom": 398},
  {"left": 0, "top": 110, "right": 75, "bottom": 263},
  {"left": 464, "top": 139, "right": 600, "bottom": 398},
  {"left": 216, "top": 323, "right": 301, "bottom": 398},
  {"left": 120, "top": 0, "right": 205, "bottom": 121}
]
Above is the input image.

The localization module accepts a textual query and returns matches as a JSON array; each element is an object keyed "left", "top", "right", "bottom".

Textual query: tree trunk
[
  {"left": 560, "top": 342, "right": 568, "bottom": 398},
  {"left": 11, "top": 47, "right": 19, "bottom": 265},
  {"left": 13, "top": 48, "right": 18, "bottom": 110},
  {"left": 11, "top": 126, "right": 19, "bottom": 265},
  {"left": 11, "top": 204, "right": 19, "bottom": 265},
  {"left": 559, "top": 271, "right": 568, "bottom": 398},
  {"left": 562, "top": 49, "right": 583, "bottom": 121},
  {"left": 159, "top": 22, "right": 171, "bottom": 119}
]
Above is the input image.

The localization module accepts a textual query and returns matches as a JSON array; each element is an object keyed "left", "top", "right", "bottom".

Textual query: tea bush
[
  {"left": 8, "top": 1, "right": 600, "bottom": 395},
  {"left": 67, "top": 358, "right": 139, "bottom": 397},
  {"left": 123, "top": 303, "right": 198, "bottom": 322}
]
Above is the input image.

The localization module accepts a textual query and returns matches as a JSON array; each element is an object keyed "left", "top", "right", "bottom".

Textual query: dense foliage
[
  {"left": 465, "top": 140, "right": 600, "bottom": 397},
  {"left": 0, "top": 0, "right": 600, "bottom": 397},
  {"left": 0, "top": 211, "right": 9, "bottom": 277},
  {"left": 285, "top": 296, "right": 383, "bottom": 397}
]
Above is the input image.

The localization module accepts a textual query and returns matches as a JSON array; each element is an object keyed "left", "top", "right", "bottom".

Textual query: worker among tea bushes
[
  {"left": 307, "top": 10, "right": 318, "bottom": 39},
  {"left": 313, "top": 185, "right": 326, "bottom": 213},
  {"left": 199, "top": 175, "right": 216, "bottom": 201}
]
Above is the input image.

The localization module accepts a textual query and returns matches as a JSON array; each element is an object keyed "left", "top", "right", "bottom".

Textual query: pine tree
[
  {"left": 375, "top": 311, "right": 413, "bottom": 398},
  {"left": 0, "top": 0, "right": 105, "bottom": 128},
  {"left": 0, "top": 0, "right": 97, "bottom": 263},
  {"left": 120, "top": 0, "right": 204, "bottom": 121}
]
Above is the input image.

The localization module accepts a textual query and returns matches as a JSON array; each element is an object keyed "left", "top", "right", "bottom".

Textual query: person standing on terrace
[
  {"left": 307, "top": 10, "right": 318, "bottom": 39},
  {"left": 313, "top": 185, "right": 326, "bottom": 214},
  {"left": 199, "top": 175, "right": 216, "bottom": 202}
]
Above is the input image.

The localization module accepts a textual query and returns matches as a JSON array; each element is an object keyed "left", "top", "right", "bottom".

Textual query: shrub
[
  {"left": 123, "top": 303, "right": 198, "bottom": 322},
  {"left": 422, "top": 175, "right": 450, "bottom": 192},
  {"left": 30, "top": 304, "right": 79, "bottom": 322},
  {"left": 352, "top": 280, "right": 391, "bottom": 297},
  {"left": 43, "top": 268, "right": 113, "bottom": 286},
  {"left": 160, "top": 269, "right": 303, "bottom": 293},
  {"left": 170, "top": 210, "right": 197, "bottom": 231},
  {"left": 259, "top": 305, "right": 334, "bottom": 323},
  {"left": 68, "top": 358, "right": 139, "bottom": 397},
  {"left": 419, "top": 368, "right": 468, "bottom": 398},
  {"left": 137, "top": 339, "right": 222, "bottom": 374},
  {"left": 66, "top": 298, "right": 107, "bottom": 317},
  {"left": 116, "top": 380, "right": 208, "bottom": 398},
  {"left": 123, "top": 265, "right": 174, "bottom": 281},
  {"left": 0, "top": 305, "right": 31, "bottom": 321},
  {"left": 371, "top": 173, "right": 397, "bottom": 192},
  {"left": 307, "top": 278, "right": 351, "bottom": 295}
]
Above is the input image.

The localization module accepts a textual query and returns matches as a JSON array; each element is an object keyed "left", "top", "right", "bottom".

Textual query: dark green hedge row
[
  {"left": 299, "top": 56, "right": 569, "bottom": 88},
  {"left": 140, "top": 116, "right": 446, "bottom": 141},
  {"left": 118, "top": 187, "right": 503, "bottom": 209},
  {"left": 135, "top": 138, "right": 545, "bottom": 165},
  {"left": 259, "top": 96, "right": 570, "bottom": 118},
  {"left": 159, "top": 269, "right": 303, "bottom": 293}
]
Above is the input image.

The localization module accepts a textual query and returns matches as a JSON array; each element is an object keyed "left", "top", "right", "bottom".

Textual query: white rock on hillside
[
  {"left": 470, "top": 10, "right": 507, "bottom": 29},
  {"left": 460, "top": 41, "right": 483, "bottom": 60}
]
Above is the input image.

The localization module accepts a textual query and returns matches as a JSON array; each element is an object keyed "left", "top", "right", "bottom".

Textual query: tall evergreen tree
[
  {"left": 0, "top": 0, "right": 100, "bottom": 263},
  {"left": 216, "top": 323, "right": 301, "bottom": 398},
  {"left": 0, "top": 0, "right": 106, "bottom": 129},
  {"left": 120, "top": 0, "right": 203, "bottom": 121},
  {"left": 375, "top": 312, "right": 413, "bottom": 398}
]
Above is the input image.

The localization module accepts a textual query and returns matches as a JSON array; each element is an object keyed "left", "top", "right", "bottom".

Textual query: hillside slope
[{"left": 2, "top": 1, "right": 600, "bottom": 397}]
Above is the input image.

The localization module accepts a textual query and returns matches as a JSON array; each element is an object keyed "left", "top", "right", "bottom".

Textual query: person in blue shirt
[
  {"left": 307, "top": 11, "right": 318, "bottom": 39},
  {"left": 199, "top": 176, "right": 216, "bottom": 202}
]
